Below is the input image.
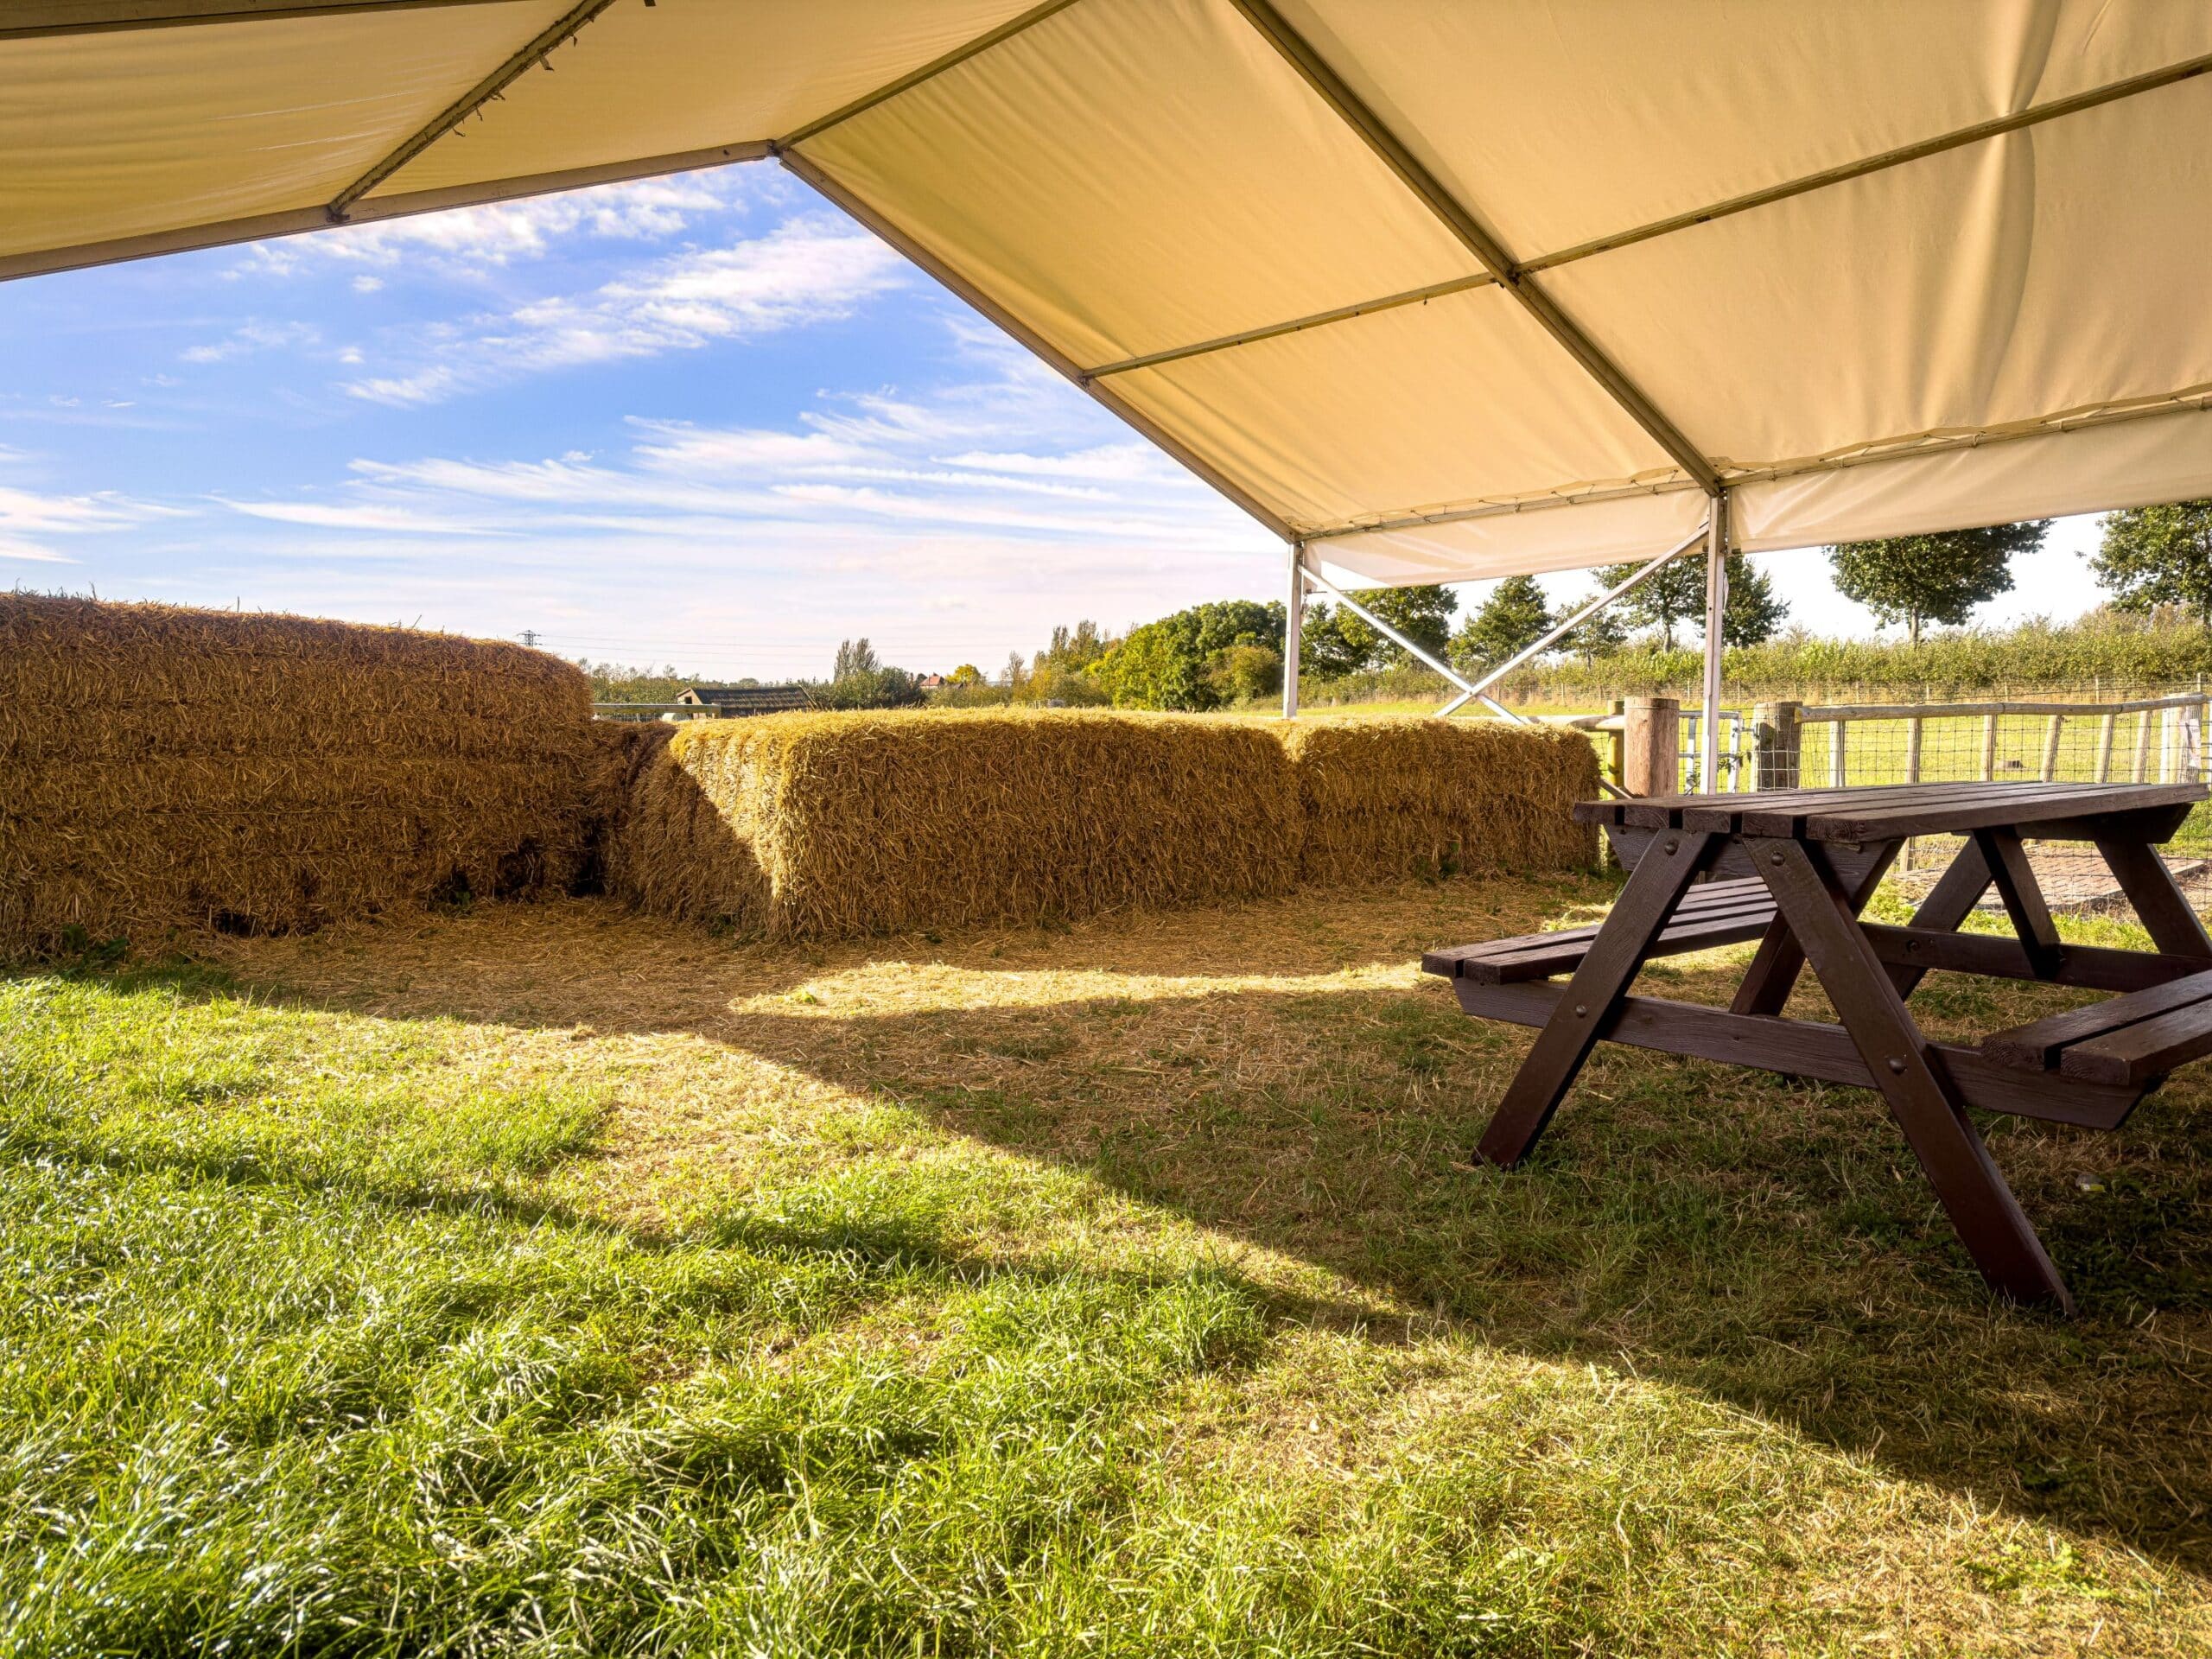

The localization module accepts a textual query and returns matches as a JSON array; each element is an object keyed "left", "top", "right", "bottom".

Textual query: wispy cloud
[
  {"left": 245, "top": 175, "right": 751, "bottom": 279},
  {"left": 343, "top": 215, "right": 904, "bottom": 405},
  {"left": 200, "top": 335, "right": 1274, "bottom": 669},
  {"left": 0, "top": 481, "right": 186, "bottom": 563},
  {"left": 181, "top": 319, "right": 322, "bottom": 365}
]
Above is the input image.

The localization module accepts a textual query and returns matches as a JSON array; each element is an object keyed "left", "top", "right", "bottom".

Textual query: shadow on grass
[{"left": 21, "top": 880, "right": 2212, "bottom": 1570}]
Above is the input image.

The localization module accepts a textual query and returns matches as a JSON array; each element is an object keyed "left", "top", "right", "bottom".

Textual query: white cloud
[
  {"left": 181, "top": 319, "right": 321, "bottom": 365},
  {"left": 341, "top": 215, "right": 904, "bottom": 405},
  {"left": 0, "top": 482, "right": 185, "bottom": 563},
  {"left": 245, "top": 173, "right": 757, "bottom": 279},
  {"left": 224, "top": 500, "right": 513, "bottom": 536},
  {"left": 351, "top": 276, "right": 384, "bottom": 295}
]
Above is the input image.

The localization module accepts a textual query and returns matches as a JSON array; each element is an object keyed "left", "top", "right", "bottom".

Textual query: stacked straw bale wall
[
  {"left": 0, "top": 594, "right": 602, "bottom": 953},
  {"left": 1282, "top": 720, "right": 1600, "bottom": 884},
  {"left": 604, "top": 709, "right": 1595, "bottom": 940},
  {"left": 604, "top": 709, "right": 1305, "bottom": 938}
]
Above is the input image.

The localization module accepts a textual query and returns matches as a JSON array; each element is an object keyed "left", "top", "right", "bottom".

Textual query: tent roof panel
[
  {"left": 5, "top": 0, "right": 2211, "bottom": 581},
  {"left": 1105, "top": 285, "right": 1676, "bottom": 531},
  {"left": 1541, "top": 84, "right": 2212, "bottom": 476},
  {"left": 369, "top": 0, "right": 1045, "bottom": 197},
  {"left": 1316, "top": 488, "right": 1711, "bottom": 588},
  {"left": 0, "top": 0, "right": 567, "bottom": 257},
  {"left": 1281, "top": 0, "right": 2212, "bottom": 264},
  {"left": 801, "top": 0, "right": 1481, "bottom": 368}
]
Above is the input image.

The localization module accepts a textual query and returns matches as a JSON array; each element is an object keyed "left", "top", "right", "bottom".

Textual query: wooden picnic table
[{"left": 1423, "top": 780, "right": 2212, "bottom": 1313}]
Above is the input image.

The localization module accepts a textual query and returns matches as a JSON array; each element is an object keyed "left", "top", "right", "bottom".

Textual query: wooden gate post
[
  {"left": 1751, "top": 700, "right": 1801, "bottom": 791},
  {"left": 1623, "top": 696, "right": 1681, "bottom": 796}
]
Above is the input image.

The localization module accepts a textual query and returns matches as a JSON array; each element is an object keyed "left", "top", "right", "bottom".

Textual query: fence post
[
  {"left": 2163, "top": 705, "right": 2181, "bottom": 783},
  {"left": 1751, "top": 700, "right": 1801, "bottom": 791},
  {"left": 1623, "top": 696, "right": 1680, "bottom": 797},
  {"left": 1606, "top": 698, "right": 1625, "bottom": 791},
  {"left": 2040, "top": 714, "right": 2064, "bottom": 782},
  {"left": 1827, "top": 716, "right": 1848, "bottom": 787},
  {"left": 1980, "top": 713, "right": 1999, "bottom": 780},
  {"left": 2096, "top": 711, "right": 2116, "bottom": 782},
  {"left": 2133, "top": 709, "right": 2153, "bottom": 782}
]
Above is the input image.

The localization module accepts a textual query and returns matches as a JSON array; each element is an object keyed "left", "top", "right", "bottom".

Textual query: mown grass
[{"left": 4, "top": 879, "right": 2211, "bottom": 1655}]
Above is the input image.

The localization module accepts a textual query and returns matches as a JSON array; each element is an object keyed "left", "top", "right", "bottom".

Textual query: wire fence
[{"left": 1564, "top": 681, "right": 2212, "bottom": 869}]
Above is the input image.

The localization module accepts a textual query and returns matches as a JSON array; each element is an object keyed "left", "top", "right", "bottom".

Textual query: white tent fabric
[{"left": 5, "top": 0, "right": 2209, "bottom": 584}]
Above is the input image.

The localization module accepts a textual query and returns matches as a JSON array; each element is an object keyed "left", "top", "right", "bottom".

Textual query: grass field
[{"left": 5, "top": 878, "right": 2212, "bottom": 1654}]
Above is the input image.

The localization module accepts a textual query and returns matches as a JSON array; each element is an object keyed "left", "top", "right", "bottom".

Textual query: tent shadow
[{"left": 165, "top": 887, "right": 2212, "bottom": 1571}]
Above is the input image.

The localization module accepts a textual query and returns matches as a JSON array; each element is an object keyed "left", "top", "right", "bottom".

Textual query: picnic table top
[{"left": 1573, "top": 779, "right": 2209, "bottom": 842}]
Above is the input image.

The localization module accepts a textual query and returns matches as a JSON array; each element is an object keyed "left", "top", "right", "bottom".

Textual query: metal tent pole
[
  {"left": 1283, "top": 543, "right": 1305, "bottom": 719},
  {"left": 1701, "top": 498, "right": 1729, "bottom": 791}
]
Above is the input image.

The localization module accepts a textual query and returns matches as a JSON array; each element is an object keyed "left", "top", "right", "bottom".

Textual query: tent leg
[
  {"left": 1701, "top": 497, "right": 1729, "bottom": 791},
  {"left": 1283, "top": 542, "right": 1304, "bottom": 720}
]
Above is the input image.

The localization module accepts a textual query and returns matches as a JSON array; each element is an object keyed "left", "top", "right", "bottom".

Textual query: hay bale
[
  {"left": 609, "top": 708, "right": 1302, "bottom": 939},
  {"left": 0, "top": 594, "right": 598, "bottom": 954},
  {"left": 1281, "top": 719, "right": 1599, "bottom": 885}
]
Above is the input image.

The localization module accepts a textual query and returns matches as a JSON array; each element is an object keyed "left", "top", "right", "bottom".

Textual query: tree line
[{"left": 582, "top": 501, "right": 2212, "bottom": 713}]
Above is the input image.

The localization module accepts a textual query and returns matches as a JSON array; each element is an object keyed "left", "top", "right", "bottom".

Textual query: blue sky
[{"left": 0, "top": 162, "right": 2111, "bottom": 681}]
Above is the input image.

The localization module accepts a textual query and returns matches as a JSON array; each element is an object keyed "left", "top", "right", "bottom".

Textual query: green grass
[{"left": 4, "top": 885, "right": 2211, "bottom": 1654}]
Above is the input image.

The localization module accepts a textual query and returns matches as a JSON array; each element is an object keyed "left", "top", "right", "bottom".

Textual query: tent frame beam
[
  {"left": 0, "top": 0, "right": 508, "bottom": 38},
  {"left": 1224, "top": 0, "right": 1718, "bottom": 494},
  {"left": 325, "top": 0, "right": 619, "bottom": 219},
  {"left": 0, "top": 141, "right": 772, "bottom": 284}
]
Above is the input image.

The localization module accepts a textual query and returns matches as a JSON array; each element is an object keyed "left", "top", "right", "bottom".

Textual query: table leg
[
  {"left": 1732, "top": 839, "right": 1900, "bottom": 1014},
  {"left": 1975, "top": 828, "right": 2063, "bottom": 979},
  {"left": 1477, "top": 830, "right": 1713, "bottom": 1167},
  {"left": 1751, "top": 836, "right": 2072, "bottom": 1311},
  {"left": 2096, "top": 836, "right": 2212, "bottom": 957},
  {"left": 1888, "top": 837, "right": 1993, "bottom": 998}
]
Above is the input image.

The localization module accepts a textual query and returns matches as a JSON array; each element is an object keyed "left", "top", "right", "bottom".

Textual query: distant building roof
[{"left": 675, "top": 684, "right": 814, "bottom": 715}]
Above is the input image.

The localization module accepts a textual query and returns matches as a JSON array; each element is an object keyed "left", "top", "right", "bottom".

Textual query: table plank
[
  {"left": 1802, "top": 785, "right": 2205, "bottom": 842},
  {"left": 1982, "top": 969, "right": 2212, "bottom": 1071},
  {"left": 1579, "top": 781, "right": 2208, "bottom": 843},
  {"left": 1455, "top": 979, "right": 2145, "bottom": 1130}
]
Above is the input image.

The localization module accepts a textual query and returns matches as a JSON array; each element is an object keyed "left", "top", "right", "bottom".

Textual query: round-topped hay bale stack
[
  {"left": 604, "top": 707, "right": 1305, "bottom": 940},
  {"left": 0, "top": 594, "right": 601, "bottom": 955},
  {"left": 1281, "top": 718, "right": 1600, "bottom": 884}
]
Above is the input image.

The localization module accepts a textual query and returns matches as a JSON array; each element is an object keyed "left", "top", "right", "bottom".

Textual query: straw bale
[
  {"left": 609, "top": 708, "right": 1303, "bottom": 939},
  {"left": 1281, "top": 719, "right": 1599, "bottom": 885},
  {"left": 0, "top": 594, "right": 599, "bottom": 953}
]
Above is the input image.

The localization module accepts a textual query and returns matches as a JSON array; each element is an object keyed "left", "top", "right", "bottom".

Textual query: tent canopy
[{"left": 6, "top": 0, "right": 2209, "bottom": 585}]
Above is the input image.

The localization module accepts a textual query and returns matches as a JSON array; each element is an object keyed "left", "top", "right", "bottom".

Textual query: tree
[
  {"left": 946, "top": 663, "right": 984, "bottom": 687},
  {"left": 832, "top": 637, "right": 880, "bottom": 680},
  {"left": 1596, "top": 556, "right": 1707, "bottom": 651},
  {"left": 1205, "top": 643, "right": 1283, "bottom": 703},
  {"left": 819, "top": 634, "right": 924, "bottom": 709},
  {"left": 1722, "top": 553, "right": 1788, "bottom": 646},
  {"left": 1451, "top": 574, "right": 1553, "bottom": 669},
  {"left": 1091, "top": 600, "right": 1283, "bottom": 710},
  {"left": 1827, "top": 520, "right": 2043, "bottom": 643},
  {"left": 2093, "top": 500, "right": 2212, "bottom": 627},
  {"left": 1558, "top": 588, "right": 1629, "bottom": 664},
  {"left": 1592, "top": 551, "right": 1788, "bottom": 649},
  {"left": 1299, "top": 583, "right": 1456, "bottom": 677}
]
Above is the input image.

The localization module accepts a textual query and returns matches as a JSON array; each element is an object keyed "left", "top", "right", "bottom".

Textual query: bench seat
[
  {"left": 1422, "top": 876, "right": 1777, "bottom": 984},
  {"left": 1982, "top": 969, "right": 2212, "bottom": 1084}
]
